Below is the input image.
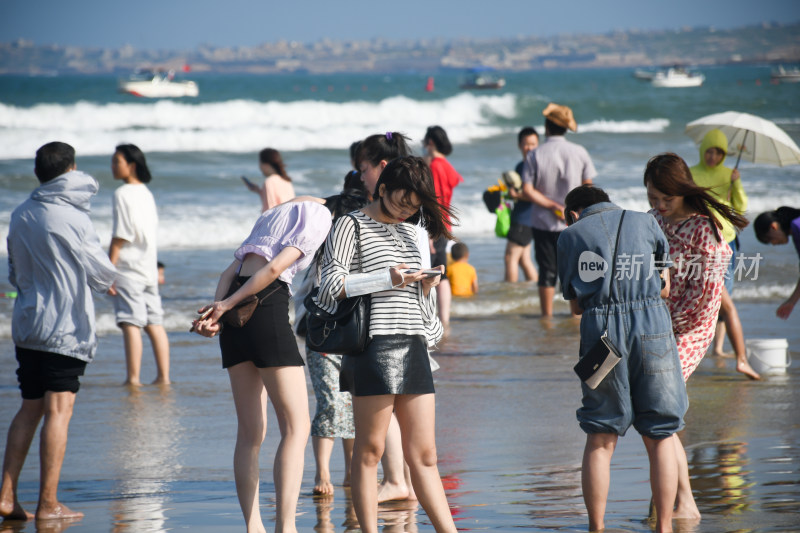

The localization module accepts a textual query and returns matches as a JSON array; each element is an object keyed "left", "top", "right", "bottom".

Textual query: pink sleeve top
[
  {"left": 260, "top": 175, "right": 296, "bottom": 212},
  {"left": 235, "top": 200, "right": 331, "bottom": 289}
]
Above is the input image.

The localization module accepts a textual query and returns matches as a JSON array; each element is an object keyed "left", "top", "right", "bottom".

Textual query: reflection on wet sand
[
  {"left": 107, "top": 386, "right": 183, "bottom": 532},
  {"left": 0, "top": 517, "right": 84, "bottom": 533}
]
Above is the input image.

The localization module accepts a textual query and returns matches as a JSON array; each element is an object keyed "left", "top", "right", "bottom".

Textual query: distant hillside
[{"left": 1, "top": 22, "right": 798, "bottom": 75}]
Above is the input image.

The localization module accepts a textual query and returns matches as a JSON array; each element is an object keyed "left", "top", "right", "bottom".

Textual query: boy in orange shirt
[{"left": 447, "top": 242, "right": 478, "bottom": 296}]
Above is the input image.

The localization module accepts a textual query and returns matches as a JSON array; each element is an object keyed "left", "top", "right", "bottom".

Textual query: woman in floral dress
[{"left": 644, "top": 153, "right": 750, "bottom": 520}]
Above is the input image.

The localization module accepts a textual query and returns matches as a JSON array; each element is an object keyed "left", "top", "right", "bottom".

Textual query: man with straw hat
[{"left": 520, "top": 102, "right": 597, "bottom": 317}]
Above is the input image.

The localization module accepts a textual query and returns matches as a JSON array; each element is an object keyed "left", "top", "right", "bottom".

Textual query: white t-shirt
[{"left": 112, "top": 183, "right": 159, "bottom": 286}]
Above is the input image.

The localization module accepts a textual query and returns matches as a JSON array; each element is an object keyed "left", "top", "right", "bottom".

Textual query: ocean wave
[
  {"left": 580, "top": 118, "right": 670, "bottom": 133},
  {"left": 0, "top": 93, "right": 516, "bottom": 160}
]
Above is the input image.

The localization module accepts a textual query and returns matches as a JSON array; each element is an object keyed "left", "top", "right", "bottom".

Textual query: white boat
[
  {"left": 651, "top": 67, "right": 704, "bottom": 88},
  {"left": 118, "top": 69, "right": 199, "bottom": 98},
  {"left": 460, "top": 70, "right": 506, "bottom": 90},
  {"left": 771, "top": 65, "right": 800, "bottom": 83},
  {"left": 633, "top": 68, "right": 656, "bottom": 81}
]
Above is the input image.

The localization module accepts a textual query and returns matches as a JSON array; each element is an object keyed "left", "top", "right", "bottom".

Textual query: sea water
[{"left": 1, "top": 66, "right": 799, "bottom": 531}]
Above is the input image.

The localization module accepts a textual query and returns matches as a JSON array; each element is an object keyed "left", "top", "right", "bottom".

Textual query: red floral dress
[{"left": 651, "top": 211, "right": 731, "bottom": 381}]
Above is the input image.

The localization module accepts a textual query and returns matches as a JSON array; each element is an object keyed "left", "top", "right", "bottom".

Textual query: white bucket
[{"left": 745, "top": 338, "right": 791, "bottom": 376}]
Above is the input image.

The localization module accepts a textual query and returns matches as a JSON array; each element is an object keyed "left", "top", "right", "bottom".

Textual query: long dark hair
[
  {"left": 643, "top": 153, "right": 747, "bottom": 241},
  {"left": 314, "top": 179, "right": 370, "bottom": 265},
  {"left": 259, "top": 148, "right": 290, "bottom": 181},
  {"left": 115, "top": 144, "right": 152, "bottom": 183},
  {"left": 424, "top": 126, "right": 453, "bottom": 156},
  {"left": 375, "top": 156, "right": 456, "bottom": 241},
  {"left": 754, "top": 207, "right": 800, "bottom": 243},
  {"left": 356, "top": 132, "right": 411, "bottom": 169}
]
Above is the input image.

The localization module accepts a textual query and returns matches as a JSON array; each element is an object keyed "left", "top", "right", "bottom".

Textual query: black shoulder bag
[
  {"left": 573, "top": 210, "right": 626, "bottom": 389},
  {"left": 304, "top": 214, "right": 371, "bottom": 355}
]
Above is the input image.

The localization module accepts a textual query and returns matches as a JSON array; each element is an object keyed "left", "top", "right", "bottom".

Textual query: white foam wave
[
  {"left": 0, "top": 93, "right": 517, "bottom": 160},
  {"left": 732, "top": 283, "right": 795, "bottom": 300},
  {"left": 580, "top": 118, "right": 670, "bottom": 133}
]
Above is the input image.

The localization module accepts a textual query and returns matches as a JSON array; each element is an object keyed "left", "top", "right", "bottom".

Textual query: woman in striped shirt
[{"left": 315, "top": 156, "right": 458, "bottom": 533}]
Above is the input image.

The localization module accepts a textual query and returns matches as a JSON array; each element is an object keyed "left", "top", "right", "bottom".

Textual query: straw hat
[
  {"left": 542, "top": 102, "right": 577, "bottom": 132},
  {"left": 502, "top": 170, "right": 522, "bottom": 190}
]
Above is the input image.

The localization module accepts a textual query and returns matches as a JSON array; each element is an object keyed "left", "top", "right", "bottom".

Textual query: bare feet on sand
[
  {"left": 0, "top": 499, "right": 34, "bottom": 521},
  {"left": 313, "top": 477, "right": 334, "bottom": 496},
  {"left": 377, "top": 479, "right": 416, "bottom": 503},
  {"left": 35, "top": 502, "right": 84, "bottom": 521},
  {"left": 737, "top": 361, "right": 761, "bottom": 380},
  {"left": 712, "top": 349, "right": 734, "bottom": 358}
]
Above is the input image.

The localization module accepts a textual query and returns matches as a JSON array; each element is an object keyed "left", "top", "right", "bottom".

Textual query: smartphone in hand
[
  {"left": 404, "top": 269, "right": 442, "bottom": 278},
  {"left": 241, "top": 176, "right": 257, "bottom": 189}
]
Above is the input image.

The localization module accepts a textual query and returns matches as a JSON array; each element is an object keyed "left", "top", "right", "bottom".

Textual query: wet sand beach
[{"left": 1, "top": 299, "right": 798, "bottom": 532}]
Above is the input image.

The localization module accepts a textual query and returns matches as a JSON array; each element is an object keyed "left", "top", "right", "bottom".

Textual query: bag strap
[
  {"left": 604, "top": 210, "right": 626, "bottom": 331},
  {"left": 346, "top": 213, "right": 364, "bottom": 274}
]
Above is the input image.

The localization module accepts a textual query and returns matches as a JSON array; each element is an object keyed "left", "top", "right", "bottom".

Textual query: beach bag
[
  {"left": 304, "top": 214, "right": 371, "bottom": 355},
  {"left": 483, "top": 188, "right": 503, "bottom": 213},
  {"left": 219, "top": 278, "right": 281, "bottom": 328},
  {"left": 304, "top": 288, "right": 370, "bottom": 355},
  {"left": 573, "top": 211, "right": 626, "bottom": 389},
  {"left": 495, "top": 202, "right": 511, "bottom": 238}
]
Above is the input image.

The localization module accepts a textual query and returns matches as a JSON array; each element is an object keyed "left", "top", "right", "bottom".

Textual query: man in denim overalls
[{"left": 557, "top": 185, "right": 688, "bottom": 533}]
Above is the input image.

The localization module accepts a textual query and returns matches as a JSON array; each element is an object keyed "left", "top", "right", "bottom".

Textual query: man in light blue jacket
[{"left": 1, "top": 142, "right": 116, "bottom": 521}]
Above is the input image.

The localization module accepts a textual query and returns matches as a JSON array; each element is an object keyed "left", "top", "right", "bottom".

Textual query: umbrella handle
[{"left": 733, "top": 130, "right": 748, "bottom": 170}]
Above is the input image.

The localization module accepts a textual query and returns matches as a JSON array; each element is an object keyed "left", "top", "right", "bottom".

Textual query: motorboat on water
[
  {"left": 771, "top": 65, "right": 800, "bottom": 83},
  {"left": 118, "top": 69, "right": 199, "bottom": 98},
  {"left": 650, "top": 67, "right": 704, "bottom": 88},
  {"left": 459, "top": 69, "right": 506, "bottom": 90},
  {"left": 633, "top": 68, "right": 656, "bottom": 81}
]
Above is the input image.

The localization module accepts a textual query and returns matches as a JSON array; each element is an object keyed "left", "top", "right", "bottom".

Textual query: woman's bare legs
[
  {"left": 121, "top": 324, "right": 143, "bottom": 386},
  {"left": 394, "top": 394, "right": 457, "bottom": 533},
  {"left": 718, "top": 288, "right": 760, "bottom": 380},
  {"left": 642, "top": 435, "right": 678, "bottom": 533},
  {"left": 313, "top": 437, "right": 335, "bottom": 495},
  {"left": 228, "top": 364, "right": 309, "bottom": 533},
  {"left": 378, "top": 413, "right": 416, "bottom": 502},
  {"left": 672, "top": 433, "right": 701, "bottom": 520},
  {"left": 228, "top": 363, "right": 269, "bottom": 533},
  {"left": 143, "top": 324, "right": 170, "bottom": 384},
  {"left": 351, "top": 395, "right": 395, "bottom": 533},
  {"left": 504, "top": 241, "right": 538, "bottom": 283},
  {"left": 342, "top": 438, "right": 354, "bottom": 487},
  {"left": 581, "top": 433, "right": 617, "bottom": 532},
  {"left": 262, "top": 366, "right": 310, "bottom": 533}
]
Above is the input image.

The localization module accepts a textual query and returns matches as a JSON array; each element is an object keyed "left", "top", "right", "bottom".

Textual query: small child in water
[{"left": 447, "top": 242, "right": 478, "bottom": 297}]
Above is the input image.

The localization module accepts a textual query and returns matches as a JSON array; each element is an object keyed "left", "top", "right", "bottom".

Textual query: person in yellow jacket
[{"left": 690, "top": 129, "right": 760, "bottom": 380}]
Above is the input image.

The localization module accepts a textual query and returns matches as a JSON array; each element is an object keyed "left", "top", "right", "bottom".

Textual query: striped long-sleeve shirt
[{"left": 316, "top": 211, "right": 443, "bottom": 347}]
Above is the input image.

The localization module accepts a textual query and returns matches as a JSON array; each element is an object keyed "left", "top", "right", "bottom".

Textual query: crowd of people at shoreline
[{"left": 2, "top": 102, "right": 799, "bottom": 532}]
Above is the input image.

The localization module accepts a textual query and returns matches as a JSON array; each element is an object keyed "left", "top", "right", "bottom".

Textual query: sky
[{"left": 1, "top": 0, "right": 798, "bottom": 50}]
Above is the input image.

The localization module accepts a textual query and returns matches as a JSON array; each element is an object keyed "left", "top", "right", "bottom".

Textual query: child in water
[
  {"left": 754, "top": 206, "right": 800, "bottom": 319},
  {"left": 447, "top": 242, "right": 478, "bottom": 297}
]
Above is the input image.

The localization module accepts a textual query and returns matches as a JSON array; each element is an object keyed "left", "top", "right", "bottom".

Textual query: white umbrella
[{"left": 685, "top": 111, "right": 800, "bottom": 168}]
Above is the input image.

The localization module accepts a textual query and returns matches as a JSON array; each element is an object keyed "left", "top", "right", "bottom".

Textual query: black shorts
[
  {"left": 340, "top": 335, "right": 434, "bottom": 396},
  {"left": 431, "top": 236, "right": 448, "bottom": 275},
  {"left": 506, "top": 223, "right": 534, "bottom": 246},
  {"left": 15, "top": 347, "right": 87, "bottom": 400},
  {"left": 532, "top": 228, "right": 561, "bottom": 287},
  {"left": 219, "top": 278, "right": 304, "bottom": 369}
]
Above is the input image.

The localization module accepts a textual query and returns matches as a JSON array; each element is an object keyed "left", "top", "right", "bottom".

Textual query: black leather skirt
[{"left": 340, "top": 335, "right": 434, "bottom": 396}]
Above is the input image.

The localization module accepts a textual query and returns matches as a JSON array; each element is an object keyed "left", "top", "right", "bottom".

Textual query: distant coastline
[{"left": 1, "top": 21, "right": 798, "bottom": 76}]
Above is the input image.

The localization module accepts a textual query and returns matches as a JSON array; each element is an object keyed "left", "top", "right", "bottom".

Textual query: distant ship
[
  {"left": 459, "top": 68, "right": 506, "bottom": 90},
  {"left": 771, "top": 65, "right": 800, "bottom": 83},
  {"left": 650, "top": 67, "right": 704, "bottom": 88},
  {"left": 118, "top": 69, "right": 199, "bottom": 98}
]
